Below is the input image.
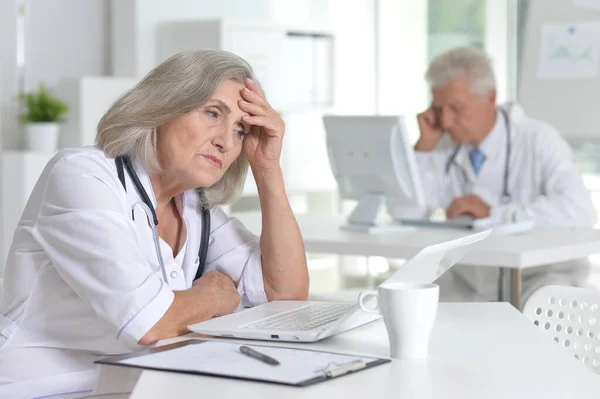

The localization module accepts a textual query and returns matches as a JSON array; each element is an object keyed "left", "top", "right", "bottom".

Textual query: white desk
[
  {"left": 130, "top": 303, "right": 600, "bottom": 398},
  {"left": 233, "top": 211, "right": 600, "bottom": 307}
]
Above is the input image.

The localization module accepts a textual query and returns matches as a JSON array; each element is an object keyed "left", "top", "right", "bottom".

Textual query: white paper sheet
[
  {"left": 119, "top": 341, "right": 379, "bottom": 385},
  {"left": 574, "top": 0, "right": 600, "bottom": 11},
  {"left": 537, "top": 22, "right": 600, "bottom": 79}
]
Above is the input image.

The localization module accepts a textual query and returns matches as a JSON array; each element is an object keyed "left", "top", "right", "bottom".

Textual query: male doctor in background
[{"left": 414, "top": 47, "right": 597, "bottom": 305}]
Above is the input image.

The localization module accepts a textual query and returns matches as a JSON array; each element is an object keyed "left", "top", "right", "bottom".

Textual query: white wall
[
  {"left": 110, "top": 0, "right": 375, "bottom": 114},
  {"left": 24, "top": 0, "right": 110, "bottom": 89},
  {"left": 111, "top": 0, "right": 376, "bottom": 113},
  {"left": 485, "top": 0, "right": 509, "bottom": 104},
  {"left": 0, "top": 0, "right": 19, "bottom": 274},
  {"left": 112, "top": 0, "right": 336, "bottom": 77},
  {"left": 330, "top": 0, "right": 376, "bottom": 114},
  {"left": 0, "top": 0, "right": 18, "bottom": 153},
  {"left": 1, "top": 0, "right": 110, "bottom": 150},
  {"left": 376, "top": 0, "right": 429, "bottom": 143},
  {"left": 0, "top": 0, "right": 110, "bottom": 268},
  {"left": 283, "top": 0, "right": 376, "bottom": 192}
]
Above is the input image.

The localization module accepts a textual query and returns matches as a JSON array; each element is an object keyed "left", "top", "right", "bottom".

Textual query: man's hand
[
  {"left": 415, "top": 107, "right": 443, "bottom": 151},
  {"left": 446, "top": 195, "right": 491, "bottom": 219}
]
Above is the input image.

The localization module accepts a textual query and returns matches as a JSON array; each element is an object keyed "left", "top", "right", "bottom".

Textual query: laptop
[{"left": 188, "top": 229, "right": 491, "bottom": 342}]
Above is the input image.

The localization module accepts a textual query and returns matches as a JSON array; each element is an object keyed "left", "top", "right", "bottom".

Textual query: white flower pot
[{"left": 24, "top": 123, "right": 60, "bottom": 152}]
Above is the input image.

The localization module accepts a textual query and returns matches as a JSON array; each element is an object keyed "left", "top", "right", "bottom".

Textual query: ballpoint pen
[{"left": 239, "top": 345, "right": 280, "bottom": 366}]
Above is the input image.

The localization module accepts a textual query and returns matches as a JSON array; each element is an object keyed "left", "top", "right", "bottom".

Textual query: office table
[
  {"left": 130, "top": 303, "right": 600, "bottom": 398},
  {"left": 232, "top": 211, "right": 600, "bottom": 308}
]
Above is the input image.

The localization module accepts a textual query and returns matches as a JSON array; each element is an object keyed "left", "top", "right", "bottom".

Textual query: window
[
  {"left": 427, "top": 0, "right": 486, "bottom": 61},
  {"left": 376, "top": 0, "right": 509, "bottom": 140}
]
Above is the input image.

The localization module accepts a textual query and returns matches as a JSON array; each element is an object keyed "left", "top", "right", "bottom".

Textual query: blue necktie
[{"left": 469, "top": 147, "right": 486, "bottom": 175}]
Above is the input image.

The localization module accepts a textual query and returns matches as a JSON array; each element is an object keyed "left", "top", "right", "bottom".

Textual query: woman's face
[{"left": 156, "top": 79, "right": 251, "bottom": 189}]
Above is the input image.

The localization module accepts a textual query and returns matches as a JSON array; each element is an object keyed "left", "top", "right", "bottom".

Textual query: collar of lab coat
[
  {"left": 498, "top": 101, "right": 527, "bottom": 123},
  {"left": 453, "top": 108, "right": 504, "bottom": 181},
  {"left": 457, "top": 100, "right": 528, "bottom": 176},
  {"left": 474, "top": 108, "right": 505, "bottom": 164}
]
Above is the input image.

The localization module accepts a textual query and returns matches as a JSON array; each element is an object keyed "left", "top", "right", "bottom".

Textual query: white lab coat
[
  {"left": 415, "top": 103, "right": 597, "bottom": 302},
  {"left": 0, "top": 147, "right": 267, "bottom": 398}
]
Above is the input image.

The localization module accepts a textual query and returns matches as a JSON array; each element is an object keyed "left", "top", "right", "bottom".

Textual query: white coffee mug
[{"left": 359, "top": 282, "right": 439, "bottom": 359}]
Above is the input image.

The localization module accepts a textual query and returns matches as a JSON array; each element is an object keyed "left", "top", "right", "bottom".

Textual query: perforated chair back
[{"left": 523, "top": 285, "right": 600, "bottom": 374}]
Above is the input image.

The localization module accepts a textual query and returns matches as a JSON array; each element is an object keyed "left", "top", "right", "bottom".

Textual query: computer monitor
[{"left": 323, "top": 115, "right": 427, "bottom": 232}]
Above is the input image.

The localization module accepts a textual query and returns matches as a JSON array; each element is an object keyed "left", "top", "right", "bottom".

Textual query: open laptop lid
[{"left": 383, "top": 230, "right": 491, "bottom": 285}]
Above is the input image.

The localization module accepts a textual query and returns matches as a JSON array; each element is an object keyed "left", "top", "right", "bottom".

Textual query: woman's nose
[{"left": 211, "top": 127, "right": 234, "bottom": 151}]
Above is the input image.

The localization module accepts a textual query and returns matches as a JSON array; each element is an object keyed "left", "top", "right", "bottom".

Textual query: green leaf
[{"left": 18, "top": 83, "right": 69, "bottom": 124}]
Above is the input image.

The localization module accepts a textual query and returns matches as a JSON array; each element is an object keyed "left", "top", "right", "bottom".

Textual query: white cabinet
[
  {"left": 225, "top": 25, "right": 289, "bottom": 110},
  {"left": 156, "top": 20, "right": 287, "bottom": 111},
  {"left": 156, "top": 19, "right": 334, "bottom": 113},
  {"left": 56, "top": 77, "right": 138, "bottom": 148}
]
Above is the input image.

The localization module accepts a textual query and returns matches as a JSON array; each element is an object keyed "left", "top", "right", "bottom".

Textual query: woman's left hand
[{"left": 239, "top": 78, "right": 285, "bottom": 172}]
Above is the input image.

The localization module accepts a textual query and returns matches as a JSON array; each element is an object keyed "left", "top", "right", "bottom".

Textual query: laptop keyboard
[{"left": 242, "top": 303, "right": 355, "bottom": 331}]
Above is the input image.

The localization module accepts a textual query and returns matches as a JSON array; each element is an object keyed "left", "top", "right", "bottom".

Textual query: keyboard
[
  {"left": 399, "top": 215, "right": 475, "bottom": 230},
  {"left": 242, "top": 303, "right": 355, "bottom": 331}
]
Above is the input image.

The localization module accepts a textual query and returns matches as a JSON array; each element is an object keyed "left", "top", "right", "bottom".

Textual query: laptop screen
[{"left": 382, "top": 230, "right": 491, "bottom": 285}]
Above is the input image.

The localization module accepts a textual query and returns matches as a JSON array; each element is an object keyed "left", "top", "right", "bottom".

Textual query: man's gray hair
[
  {"left": 425, "top": 47, "right": 496, "bottom": 97},
  {"left": 97, "top": 49, "right": 256, "bottom": 208}
]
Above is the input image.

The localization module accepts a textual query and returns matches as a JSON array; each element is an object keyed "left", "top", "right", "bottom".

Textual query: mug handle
[{"left": 358, "top": 291, "right": 380, "bottom": 314}]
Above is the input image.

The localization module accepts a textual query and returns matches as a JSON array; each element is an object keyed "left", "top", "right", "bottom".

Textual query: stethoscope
[
  {"left": 444, "top": 108, "right": 512, "bottom": 204},
  {"left": 115, "top": 156, "right": 210, "bottom": 283}
]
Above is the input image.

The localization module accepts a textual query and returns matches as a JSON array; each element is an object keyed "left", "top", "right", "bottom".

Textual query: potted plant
[{"left": 19, "top": 84, "right": 69, "bottom": 152}]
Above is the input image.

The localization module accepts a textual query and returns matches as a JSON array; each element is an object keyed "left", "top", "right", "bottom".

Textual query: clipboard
[{"left": 95, "top": 339, "right": 390, "bottom": 387}]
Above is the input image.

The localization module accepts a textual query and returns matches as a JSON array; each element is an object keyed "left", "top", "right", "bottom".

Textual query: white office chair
[{"left": 523, "top": 285, "right": 600, "bottom": 375}]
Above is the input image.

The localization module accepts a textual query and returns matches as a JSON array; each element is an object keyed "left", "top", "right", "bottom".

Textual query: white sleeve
[
  {"left": 204, "top": 208, "right": 267, "bottom": 307},
  {"left": 491, "top": 128, "right": 596, "bottom": 227},
  {"left": 414, "top": 150, "right": 451, "bottom": 209},
  {"left": 32, "top": 155, "right": 174, "bottom": 349}
]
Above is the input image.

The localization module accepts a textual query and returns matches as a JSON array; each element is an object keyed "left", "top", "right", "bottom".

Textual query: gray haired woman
[{"left": 0, "top": 49, "right": 308, "bottom": 397}]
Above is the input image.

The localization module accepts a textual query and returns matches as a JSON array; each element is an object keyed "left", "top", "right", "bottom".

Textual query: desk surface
[
  {"left": 130, "top": 303, "right": 599, "bottom": 399},
  {"left": 233, "top": 211, "right": 600, "bottom": 268}
]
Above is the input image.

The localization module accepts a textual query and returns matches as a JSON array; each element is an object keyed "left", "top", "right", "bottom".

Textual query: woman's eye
[
  {"left": 207, "top": 109, "right": 220, "bottom": 118},
  {"left": 236, "top": 130, "right": 248, "bottom": 138}
]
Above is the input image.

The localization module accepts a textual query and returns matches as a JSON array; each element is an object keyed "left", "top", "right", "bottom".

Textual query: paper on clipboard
[{"left": 107, "top": 340, "right": 388, "bottom": 386}]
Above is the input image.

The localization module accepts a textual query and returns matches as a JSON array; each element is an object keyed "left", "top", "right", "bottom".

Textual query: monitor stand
[{"left": 340, "top": 193, "right": 416, "bottom": 233}]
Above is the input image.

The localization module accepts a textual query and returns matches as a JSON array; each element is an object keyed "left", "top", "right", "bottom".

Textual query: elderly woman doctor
[{"left": 0, "top": 49, "right": 308, "bottom": 397}]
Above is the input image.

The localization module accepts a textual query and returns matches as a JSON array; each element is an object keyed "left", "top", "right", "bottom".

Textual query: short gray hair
[
  {"left": 425, "top": 47, "right": 496, "bottom": 97},
  {"left": 97, "top": 49, "right": 256, "bottom": 208}
]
